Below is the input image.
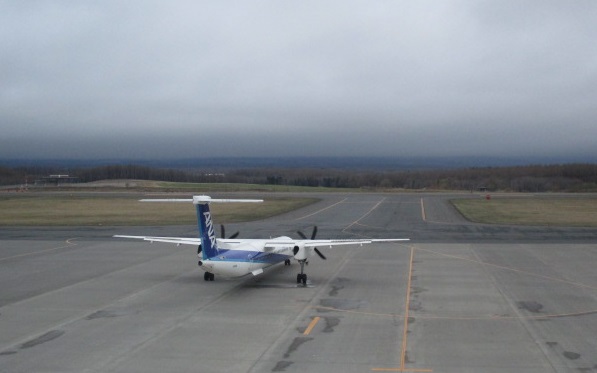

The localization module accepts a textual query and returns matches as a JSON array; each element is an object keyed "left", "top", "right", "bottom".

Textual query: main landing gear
[
  {"left": 203, "top": 272, "right": 215, "bottom": 281},
  {"left": 284, "top": 258, "right": 306, "bottom": 285},
  {"left": 283, "top": 258, "right": 306, "bottom": 285},
  {"left": 296, "top": 259, "right": 307, "bottom": 285}
]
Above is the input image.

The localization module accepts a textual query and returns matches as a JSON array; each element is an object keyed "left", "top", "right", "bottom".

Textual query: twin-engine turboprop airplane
[{"left": 114, "top": 195, "right": 409, "bottom": 284}]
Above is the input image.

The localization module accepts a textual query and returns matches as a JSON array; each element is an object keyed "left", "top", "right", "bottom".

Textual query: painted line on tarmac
[
  {"left": 0, "top": 238, "right": 78, "bottom": 262},
  {"left": 294, "top": 198, "right": 347, "bottom": 220},
  {"left": 417, "top": 247, "right": 597, "bottom": 291},
  {"left": 343, "top": 197, "right": 387, "bottom": 232},
  {"left": 400, "top": 246, "right": 415, "bottom": 370},
  {"left": 372, "top": 246, "right": 433, "bottom": 372},
  {"left": 303, "top": 316, "right": 321, "bottom": 336}
]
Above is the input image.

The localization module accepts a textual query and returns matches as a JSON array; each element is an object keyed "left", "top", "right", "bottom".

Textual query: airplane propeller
[
  {"left": 221, "top": 224, "right": 239, "bottom": 239},
  {"left": 297, "top": 225, "right": 317, "bottom": 240},
  {"left": 297, "top": 226, "right": 326, "bottom": 260},
  {"left": 313, "top": 247, "right": 326, "bottom": 260},
  {"left": 200, "top": 224, "right": 239, "bottom": 255}
]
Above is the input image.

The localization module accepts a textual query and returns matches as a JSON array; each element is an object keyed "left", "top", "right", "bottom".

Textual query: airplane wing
[
  {"left": 305, "top": 238, "right": 409, "bottom": 247},
  {"left": 263, "top": 238, "right": 409, "bottom": 249},
  {"left": 114, "top": 236, "right": 409, "bottom": 248}
]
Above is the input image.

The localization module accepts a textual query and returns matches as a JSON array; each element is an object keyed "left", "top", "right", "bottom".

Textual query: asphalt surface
[{"left": 1, "top": 192, "right": 597, "bottom": 372}]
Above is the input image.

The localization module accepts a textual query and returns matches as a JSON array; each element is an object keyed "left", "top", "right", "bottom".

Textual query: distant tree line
[
  {"left": 75, "top": 165, "right": 193, "bottom": 183},
  {"left": 0, "top": 166, "right": 27, "bottom": 186},
  {"left": 203, "top": 164, "right": 597, "bottom": 192},
  {"left": 2, "top": 163, "right": 597, "bottom": 192}
]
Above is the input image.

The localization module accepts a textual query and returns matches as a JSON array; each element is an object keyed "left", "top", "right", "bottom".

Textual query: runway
[{"left": 1, "top": 193, "right": 597, "bottom": 372}]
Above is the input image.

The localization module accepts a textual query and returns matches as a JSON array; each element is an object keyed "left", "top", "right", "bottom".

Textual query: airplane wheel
[
  {"left": 204, "top": 272, "right": 210, "bottom": 281},
  {"left": 297, "top": 274, "right": 302, "bottom": 283},
  {"left": 209, "top": 273, "right": 215, "bottom": 281},
  {"left": 302, "top": 274, "right": 307, "bottom": 285}
]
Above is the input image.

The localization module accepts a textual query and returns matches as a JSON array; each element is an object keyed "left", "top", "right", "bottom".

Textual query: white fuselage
[{"left": 198, "top": 236, "right": 296, "bottom": 278}]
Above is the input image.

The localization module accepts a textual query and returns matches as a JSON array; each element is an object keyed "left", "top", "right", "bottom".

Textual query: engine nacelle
[{"left": 293, "top": 244, "right": 307, "bottom": 261}]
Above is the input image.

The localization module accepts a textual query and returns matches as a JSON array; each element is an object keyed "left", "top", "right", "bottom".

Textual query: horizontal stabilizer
[
  {"left": 139, "top": 195, "right": 263, "bottom": 204},
  {"left": 139, "top": 199, "right": 193, "bottom": 202}
]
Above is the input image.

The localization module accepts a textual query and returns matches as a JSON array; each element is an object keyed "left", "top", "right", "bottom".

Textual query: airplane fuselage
[{"left": 198, "top": 236, "right": 295, "bottom": 278}]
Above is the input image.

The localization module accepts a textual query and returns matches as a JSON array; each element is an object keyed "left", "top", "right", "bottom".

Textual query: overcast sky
[{"left": 1, "top": 1, "right": 596, "bottom": 161}]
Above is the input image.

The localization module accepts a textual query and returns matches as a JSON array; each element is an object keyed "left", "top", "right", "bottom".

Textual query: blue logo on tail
[{"left": 196, "top": 202, "right": 219, "bottom": 259}]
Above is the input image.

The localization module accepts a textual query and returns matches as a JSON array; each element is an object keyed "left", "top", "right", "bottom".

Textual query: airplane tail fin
[
  {"left": 195, "top": 199, "right": 219, "bottom": 259},
  {"left": 193, "top": 196, "right": 263, "bottom": 260}
]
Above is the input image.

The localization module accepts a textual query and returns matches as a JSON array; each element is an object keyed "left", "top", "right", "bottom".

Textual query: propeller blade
[
  {"left": 221, "top": 224, "right": 240, "bottom": 239},
  {"left": 197, "top": 245, "right": 202, "bottom": 254},
  {"left": 314, "top": 247, "right": 326, "bottom": 260},
  {"left": 297, "top": 226, "right": 323, "bottom": 259},
  {"left": 293, "top": 246, "right": 300, "bottom": 256},
  {"left": 297, "top": 226, "right": 317, "bottom": 240}
]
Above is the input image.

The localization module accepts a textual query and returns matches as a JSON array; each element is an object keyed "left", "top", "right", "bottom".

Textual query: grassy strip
[
  {"left": 0, "top": 195, "right": 318, "bottom": 226},
  {"left": 451, "top": 197, "right": 597, "bottom": 226},
  {"left": 68, "top": 180, "right": 360, "bottom": 193},
  {"left": 155, "top": 182, "right": 359, "bottom": 193}
]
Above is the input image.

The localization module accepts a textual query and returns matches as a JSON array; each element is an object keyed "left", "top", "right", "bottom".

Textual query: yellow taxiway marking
[
  {"left": 399, "top": 246, "right": 415, "bottom": 370},
  {"left": 372, "top": 246, "right": 432, "bottom": 372},
  {"left": 0, "top": 238, "right": 78, "bottom": 262},
  {"left": 303, "top": 316, "right": 321, "bottom": 336}
]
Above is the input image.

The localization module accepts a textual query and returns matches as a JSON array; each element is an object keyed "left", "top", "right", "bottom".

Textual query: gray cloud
[{"left": 1, "top": 1, "right": 597, "bottom": 160}]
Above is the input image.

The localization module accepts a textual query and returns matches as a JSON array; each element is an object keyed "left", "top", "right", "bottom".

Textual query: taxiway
[{"left": 1, "top": 193, "right": 596, "bottom": 372}]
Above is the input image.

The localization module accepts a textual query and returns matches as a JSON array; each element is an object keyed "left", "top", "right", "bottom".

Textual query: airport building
[{"left": 34, "top": 174, "right": 80, "bottom": 186}]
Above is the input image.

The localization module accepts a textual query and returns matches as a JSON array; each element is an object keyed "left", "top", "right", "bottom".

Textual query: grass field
[
  {"left": 59, "top": 180, "right": 360, "bottom": 193},
  {"left": 5, "top": 190, "right": 597, "bottom": 227},
  {"left": 154, "top": 182, "right": 360, "bottom": 193},
  {"left": 0, "top": 195, "right": 318, "bottom": 226},
  {"left": 451, "top": 197, "right": 597, "bottom": 226}
]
